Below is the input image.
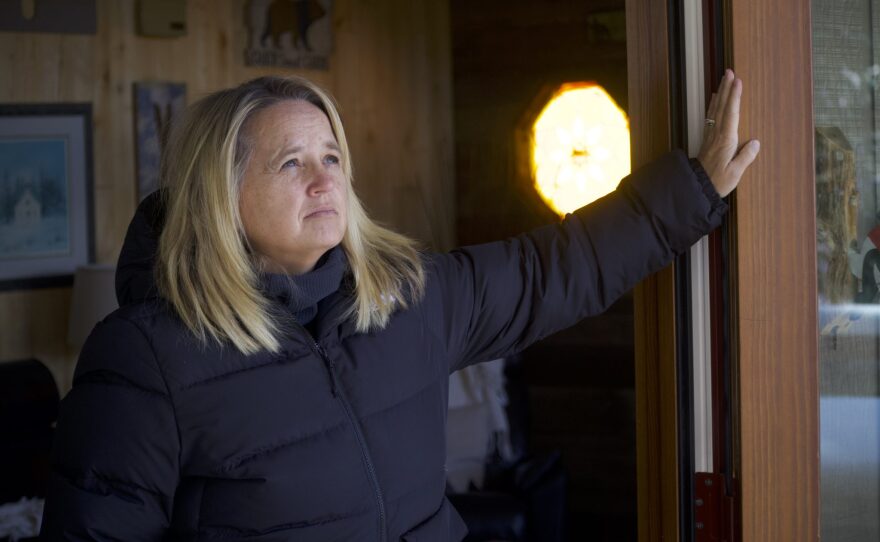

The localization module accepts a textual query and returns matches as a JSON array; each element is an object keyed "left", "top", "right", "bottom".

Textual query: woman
[{"left": 40, "top": 71, "right": 757, "bottom": 540}]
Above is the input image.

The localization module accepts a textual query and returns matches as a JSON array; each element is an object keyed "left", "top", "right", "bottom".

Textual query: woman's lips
[{"left": 304, "top": 208, "right": 337, "bottom": 219}]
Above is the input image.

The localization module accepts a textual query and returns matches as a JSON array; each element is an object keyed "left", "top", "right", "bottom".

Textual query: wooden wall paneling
[
  {"left": 625, "top": 0, "right": 680, "bottom": 541},
  {"left": 728, "top": 0, "right": 820, "bottom": 539},
  {"left": 332, "top": 0, "right": 454, "bottom": 251},
  {"left": 403, "top": 0, "right": 455, "bottom": 251},
  {"left": 96, "top": 0, "right": 135, "bottom": 260},
  {"left": 0, "top": 289, "right": 75, "bottom": 396},
  {"left": 332, "top": 0, "right": 387, "bottom": 223},
  {"left": 0, "top": 0, "right": 455, "bottom": 396},
  {"left": 386, "top": 0, "right": 453, "bottom": 250}
]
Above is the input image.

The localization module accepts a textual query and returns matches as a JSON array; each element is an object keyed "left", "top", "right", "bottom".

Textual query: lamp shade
[{"left": 67, "top": 264, "right": 118, "bottom": 347}]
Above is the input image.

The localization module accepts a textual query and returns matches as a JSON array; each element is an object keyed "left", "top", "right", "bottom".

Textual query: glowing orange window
[{"left": 531, "top": 83, "right": 631, "bottom": 216}]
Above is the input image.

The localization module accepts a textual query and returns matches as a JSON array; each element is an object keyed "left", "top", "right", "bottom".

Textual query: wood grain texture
[
  {"left": 626, "top": 1, "right": 680, "bottom": 540},
  {"left": 633, "top": 268, "right": 679, "bottom": 542},
  {"left": 729, "top": 0, "right": 820, "bottom": 539},
  {"left": 0, "top": 0, "right": 454, "bottom": 395}
]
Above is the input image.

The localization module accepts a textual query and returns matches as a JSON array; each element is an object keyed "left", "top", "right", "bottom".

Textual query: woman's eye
[
  {"left": 324, "top": 155, "right": 340, "bottom": 165},
  {"left": 282, "top": 158, "right": 301, "bottom": 169}
]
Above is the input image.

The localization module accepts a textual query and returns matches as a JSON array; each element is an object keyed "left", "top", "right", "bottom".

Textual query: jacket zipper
[{"left": 297, "top": 328, "right": 388, "bottom": 542}]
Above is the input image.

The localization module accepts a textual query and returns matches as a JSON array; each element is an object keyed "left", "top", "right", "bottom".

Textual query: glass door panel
[{"left": 813, "top": 1, "right": 880, "bottom": 539}]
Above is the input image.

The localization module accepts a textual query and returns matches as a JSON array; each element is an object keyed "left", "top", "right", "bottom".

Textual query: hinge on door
[{"left": 694, "top": 472, "right": 736, "bottom": 542}]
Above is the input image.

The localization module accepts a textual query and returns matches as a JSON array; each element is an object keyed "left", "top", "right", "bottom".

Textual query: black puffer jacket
[{"left": 40, "top": 150, "right": 726, "bottom": 541}]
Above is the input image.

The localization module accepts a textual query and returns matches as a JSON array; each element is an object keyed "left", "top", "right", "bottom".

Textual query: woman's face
[{"left": 239, "top": 100, "right": 348, "bottom": 274}]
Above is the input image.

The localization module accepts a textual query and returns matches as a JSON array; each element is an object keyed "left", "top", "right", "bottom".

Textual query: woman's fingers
[
  {"left": 715, "top": 70, "right": 734, "bottom": 126},
  {"left": 697, "top": 69, "right": 759, "bottom": 197},
  {"left": 728, "top": 139, "right": 761, "bottom": 180},
  {"left": 706, "top": 92, "right": 719, "bottom": 127},
  {"left": 722, "top": 78, "right": 742, "bottom": 143}
]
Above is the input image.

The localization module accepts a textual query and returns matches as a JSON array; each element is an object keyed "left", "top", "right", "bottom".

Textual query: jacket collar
[{"left": 259, "top": 245, "right": 348, "bottom": 329}]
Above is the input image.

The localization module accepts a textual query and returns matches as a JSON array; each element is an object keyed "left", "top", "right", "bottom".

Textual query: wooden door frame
[
  {"left": 629, "top": 0, "right": 820, "bottom": 540},
  {"left": 729, "top": 0, "right": 820, "bottom": 540},
  {"left": 626, "top": 1, "right": 681, "bottom": 540}
]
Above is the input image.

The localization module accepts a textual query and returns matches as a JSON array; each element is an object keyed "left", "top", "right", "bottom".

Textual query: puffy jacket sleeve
[
  {"left": 424, "top": 150, "right": 727, "bottom": 373},
  {"left": 40, "top": 316, "right": 179, "bottom": 540}
]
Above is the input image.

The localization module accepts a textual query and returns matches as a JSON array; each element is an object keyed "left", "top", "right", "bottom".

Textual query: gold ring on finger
[{"left": 705, "top": 118, "right": 716, "bottom": 128}]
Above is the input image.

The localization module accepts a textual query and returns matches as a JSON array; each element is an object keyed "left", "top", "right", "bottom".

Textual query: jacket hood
[{"left": 116, "top": 191, "right": 166, "bottom": 306}]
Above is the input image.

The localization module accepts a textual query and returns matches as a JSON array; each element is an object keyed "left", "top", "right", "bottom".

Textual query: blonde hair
[{"left": 156, "top": 76, "right": 425, "bottom": 354}]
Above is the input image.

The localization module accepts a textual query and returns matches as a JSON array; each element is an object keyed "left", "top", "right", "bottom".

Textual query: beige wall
[{"left": 0, "top": 0, "right": 454, "bottom": 394}]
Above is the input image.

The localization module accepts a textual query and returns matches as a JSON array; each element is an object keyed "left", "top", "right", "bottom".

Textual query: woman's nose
[{"left": 306, "top": 168, "right": 335, "bottom": 196}]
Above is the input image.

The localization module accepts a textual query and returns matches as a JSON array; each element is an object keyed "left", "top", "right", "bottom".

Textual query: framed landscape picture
[{"left": 0, "top": 103, "right": 94, "bottom": 291}]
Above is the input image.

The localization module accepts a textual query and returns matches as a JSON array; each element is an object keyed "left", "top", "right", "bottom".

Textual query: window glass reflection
[{"left": 813, "top": 0, "right": 880, "bottom": 539}]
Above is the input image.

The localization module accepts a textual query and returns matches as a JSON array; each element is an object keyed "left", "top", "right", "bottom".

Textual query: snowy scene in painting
[{"left": 0, "top": 139, "right": 69, "bottom": 259}]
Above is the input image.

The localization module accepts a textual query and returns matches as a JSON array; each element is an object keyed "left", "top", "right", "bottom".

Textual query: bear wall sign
[{"left": 245, "top": 0, "right": 334, "bottom": 70}]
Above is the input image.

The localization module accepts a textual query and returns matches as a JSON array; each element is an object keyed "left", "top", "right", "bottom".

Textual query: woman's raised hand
[{"left": 696, "top": 69, "right": 761, "bottom": 198}]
